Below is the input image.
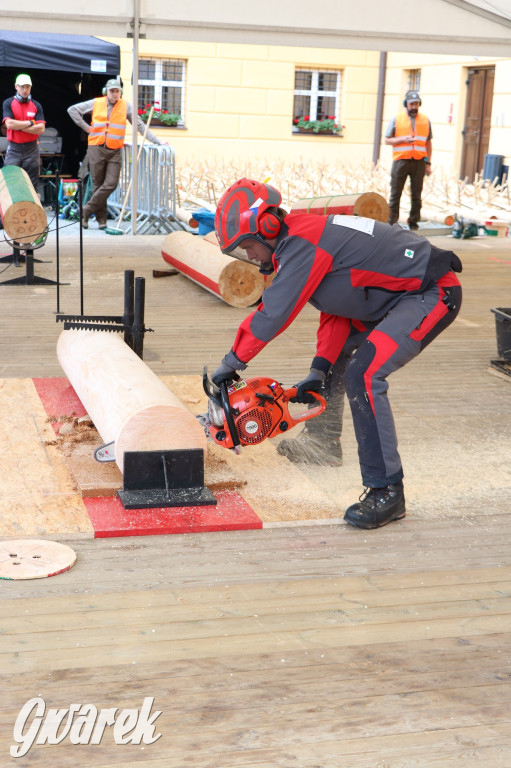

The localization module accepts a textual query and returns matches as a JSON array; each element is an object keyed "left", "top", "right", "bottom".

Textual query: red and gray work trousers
[{"left": 309, "top": 270, "right": 462, "bottom": 488}]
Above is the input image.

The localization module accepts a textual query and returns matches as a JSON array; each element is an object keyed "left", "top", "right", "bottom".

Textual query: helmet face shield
[{"left": 215, "top": 178, "right": 282, "bottom": 254}]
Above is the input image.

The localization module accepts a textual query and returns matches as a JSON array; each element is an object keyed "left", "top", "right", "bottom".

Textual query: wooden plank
[{"left": 0, "top": 378, "right": 93, "bottom": 538}]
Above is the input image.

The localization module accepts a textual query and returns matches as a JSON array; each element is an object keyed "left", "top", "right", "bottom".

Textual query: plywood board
[{"left": 0, "top": 378, "right": 93, "bottom": 539}]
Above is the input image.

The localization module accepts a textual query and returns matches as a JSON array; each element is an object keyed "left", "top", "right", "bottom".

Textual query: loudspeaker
[{"left": 258, "top": 210, "right": 281, "bottom": 239}]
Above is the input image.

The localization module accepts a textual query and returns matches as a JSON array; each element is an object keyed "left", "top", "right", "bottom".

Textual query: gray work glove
[
  {"left": 290, "top": 369, "right": 326, "bottom": 403},
  {"left": 212, "top": 350, "right": 248, "bottom": 387},
  {"left": 211, "top": 362, "right": 238, "bottom": 387}
]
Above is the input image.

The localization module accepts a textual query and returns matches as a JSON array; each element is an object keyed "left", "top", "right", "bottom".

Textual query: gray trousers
[
  {"left": 4, "top": 141, "right": 41, "bottom": 192},
  {"left": 84, "top": 145, "right": 122, "bottom": 223}
]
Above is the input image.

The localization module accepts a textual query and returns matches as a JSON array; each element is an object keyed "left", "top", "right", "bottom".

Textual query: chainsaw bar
[
  {"left": 196, "top": 413, "right": 213, "bottom": 441},
  {"left": 94, "top": 441, "right": 116, "bottom": 462}
]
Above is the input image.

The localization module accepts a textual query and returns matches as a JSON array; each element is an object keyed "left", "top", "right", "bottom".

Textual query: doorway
[{"left": 460, "top": 67, "right": 495, "bottom": 182}]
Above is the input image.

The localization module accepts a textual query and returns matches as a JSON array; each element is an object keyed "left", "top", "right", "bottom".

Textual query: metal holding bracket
[
  {"left": 117, "top": 449, "right": 217, "bottom": 509},
  {"left": 0, "top": 243, "right": 59, "bottom": 287},
  {"left": 56, "top": 269, "right": 153, "bottom": 358}
]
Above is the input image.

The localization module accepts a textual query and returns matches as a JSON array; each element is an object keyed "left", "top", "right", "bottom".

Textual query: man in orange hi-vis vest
[
  {"left": 385, "top": 90, "right": 432, "bottom": 231},
  {"left": 68, "top": 79, "right": 165, "bottom": 230}
]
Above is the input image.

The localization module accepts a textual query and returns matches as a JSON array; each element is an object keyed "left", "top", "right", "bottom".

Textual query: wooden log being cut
[
  {"left": 291, "top": 192, "right": 390, "bottom": 222},
  {"left": 57, "top": 330, "right": 207, "bottom": 474},
  {"left": 162, "top": 230, "right": 265, "bottom": 307},
  {"left": 0, "top": 165, "right": 47, "bottom": 245}
]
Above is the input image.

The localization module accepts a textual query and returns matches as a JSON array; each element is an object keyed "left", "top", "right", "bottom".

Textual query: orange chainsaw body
[{"left": 208, "top": 376, "right": 326, "bottom": 451}]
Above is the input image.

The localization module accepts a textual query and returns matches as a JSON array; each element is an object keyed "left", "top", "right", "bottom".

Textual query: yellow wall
[
  {"left": 113, "top": 38, "right": 380, "bottom": 166},
  {"left": 110, "top": 37, "right": 511, "bottom": 175}
]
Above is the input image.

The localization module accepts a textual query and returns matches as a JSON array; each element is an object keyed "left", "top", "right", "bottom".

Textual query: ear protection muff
[
  {"left": 15, "top": 93, "right": 32, "bottom": 102},
  {"left": 258, "top": 210, "right": 281, "bottom": 239}
]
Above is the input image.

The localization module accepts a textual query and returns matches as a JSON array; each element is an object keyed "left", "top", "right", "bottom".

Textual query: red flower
[
  {"left": 304, "top": 115, "right": 310, "bottom": 120},
  {"left": 293, "top": 117, "right": 299, "bottom": 124}
]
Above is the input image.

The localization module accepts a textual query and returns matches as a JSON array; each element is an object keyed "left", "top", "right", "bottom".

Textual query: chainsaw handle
[
  {"left": 282, "top": 388, "right": 327, "bottom": 428},
  {"left": 219, "top": 380, "right": 241, "bottom": 450}
]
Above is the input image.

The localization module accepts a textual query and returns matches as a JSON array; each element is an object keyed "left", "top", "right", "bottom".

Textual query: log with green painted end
[
  {"left": 291, "top": 192, "right": 389, "bottom": 222},
  {"left": 0, "top": 166, "right": 47, "bottom": 245}
]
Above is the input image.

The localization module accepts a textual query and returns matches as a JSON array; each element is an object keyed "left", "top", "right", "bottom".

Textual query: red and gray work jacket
[{"left": 224, "top": 214, "right": 461, "bottom": 374}]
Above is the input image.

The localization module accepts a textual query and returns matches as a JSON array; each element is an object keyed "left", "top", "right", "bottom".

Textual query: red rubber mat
[{"left": 83, "top": 491, "right": 262, "bottom": 537}]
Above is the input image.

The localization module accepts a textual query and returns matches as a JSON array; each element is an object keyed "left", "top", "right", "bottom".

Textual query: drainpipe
[
  {"left": 131, "top": 0, "right": 140, "bottom": 235},
  {"left": 372, "top": 51, "right": 387, "bottom": 167}
]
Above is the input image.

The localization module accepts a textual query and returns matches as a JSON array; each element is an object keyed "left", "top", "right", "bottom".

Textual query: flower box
[{"left": 294, "top": 128, "right": 340, "bottom": 136}]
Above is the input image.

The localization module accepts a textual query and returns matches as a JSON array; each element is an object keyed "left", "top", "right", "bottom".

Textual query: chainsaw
[{"left": 198, "top": 367, "right": 327, "bottom": 454}]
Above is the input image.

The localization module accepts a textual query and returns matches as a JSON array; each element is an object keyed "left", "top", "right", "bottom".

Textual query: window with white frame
[
  {"left": 138, "top": 59, "right": 186, "bottom": 123},
  {"left": 293, "top": 69, "right": 341, "bottom": 129}
]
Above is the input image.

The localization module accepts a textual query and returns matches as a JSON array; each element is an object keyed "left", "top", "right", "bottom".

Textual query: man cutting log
[{"left": 210, "top": 178, "right": 462, "bottom": 530}]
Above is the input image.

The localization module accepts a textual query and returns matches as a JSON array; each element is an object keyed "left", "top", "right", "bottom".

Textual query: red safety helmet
[{"left": 215, "top": 178, "right": 282, "bottom": 254}]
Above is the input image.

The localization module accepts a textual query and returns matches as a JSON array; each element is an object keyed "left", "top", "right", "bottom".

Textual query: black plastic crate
[{"left": 491, "top": 307, "right": 511, "bottom": 360}]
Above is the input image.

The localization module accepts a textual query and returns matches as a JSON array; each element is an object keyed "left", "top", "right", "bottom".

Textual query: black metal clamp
[
  {"left": 56, "top": 269, "right": 153, "bottom": 358},
  {"left": 117, "top": 449, "right": 217, "bottom": 509}
]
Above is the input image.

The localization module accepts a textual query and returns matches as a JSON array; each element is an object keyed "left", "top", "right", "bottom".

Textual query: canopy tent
[
  {"left": 0, "top": 31, "right": 120, "bottom": 74},
  {"left": 0, "top": 32, "right": 120, "bottom": 177}
]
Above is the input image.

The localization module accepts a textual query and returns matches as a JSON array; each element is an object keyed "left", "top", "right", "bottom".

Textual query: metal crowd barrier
[{"left": 109, "top": 143, "right": 184, "bottom": 234}]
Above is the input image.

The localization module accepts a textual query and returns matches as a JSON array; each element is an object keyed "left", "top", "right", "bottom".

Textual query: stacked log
[
  {"left": 0, "top": 166, "right": 47, "bottom": 245},
  {"left": 162, "top": 231, "right": 265, "bottom": 307},
  {"left": 290, "top": 192, "right": 389, "bottom": 222},
  {"left": 57, "top": 330, "right": 207, "bottom": 474}
]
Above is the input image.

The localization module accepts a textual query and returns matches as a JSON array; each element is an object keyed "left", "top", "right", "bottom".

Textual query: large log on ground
[
  {"left": 162, "top": 230, "right": 265, "bottom": 307},
  {"left": 202, "top": 231, "right": 276, "bottom": 289},
  {"left": 291, "top": 192, "right": 389, "bottom": 222},
  {"left": 57, "top": 330, "right": 207, "bottom": 474},
  {"left": 0, "top": 165, "right": 47, "bottom": 245}
]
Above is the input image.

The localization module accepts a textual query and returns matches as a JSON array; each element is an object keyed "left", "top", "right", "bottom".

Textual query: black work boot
[
  {"left": 344, "top": 482, "right": 406, "bottom": 529},
  {"left": 277, "top": 429, "right": 342, "bottom": 467}
]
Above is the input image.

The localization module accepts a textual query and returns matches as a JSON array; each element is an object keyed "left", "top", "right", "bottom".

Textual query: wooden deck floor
[
  {"left": 2, "top": 519, "right": 511, "bottom": 766},
  {"left": 1, "top": 226, "right": 511, "bottom": 764}
]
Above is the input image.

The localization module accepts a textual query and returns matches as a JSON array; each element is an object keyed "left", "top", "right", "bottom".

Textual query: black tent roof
[{"left": 0, "top": 31, "right": 119, "bottom": 74}]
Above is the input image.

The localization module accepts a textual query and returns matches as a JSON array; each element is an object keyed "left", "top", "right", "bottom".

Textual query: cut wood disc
[
  {"left": 218, "top": 259, "right": 265, "bottom": 307},
  {"left": 0, "top": 165, "right": 47, "bottom": 245},
  {"left": 0, "top": 539, "right": 77, "bottom": 580}
]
